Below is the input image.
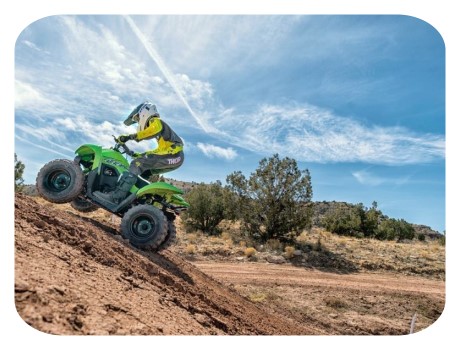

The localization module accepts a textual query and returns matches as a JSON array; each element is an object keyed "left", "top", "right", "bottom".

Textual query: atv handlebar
[{"left": 112, "top": 135, "right": 134, "bottom": 156}]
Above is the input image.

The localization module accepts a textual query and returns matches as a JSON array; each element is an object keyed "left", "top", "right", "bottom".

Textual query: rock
[
  {"left": 15, "top": 280, "right": 30, "bottom": 293},
  {"left": 236, "top": 257, "right": 245, "bottom": 261},
  {"left": 266, "top": 255, "right": 286, "bottom": 264},
  {"left": 294, "top": 250, "right": 303, "bottom": 256}
]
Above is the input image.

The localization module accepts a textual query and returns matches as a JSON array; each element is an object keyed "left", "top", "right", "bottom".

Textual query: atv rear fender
[{"left": 136, "top": 182, "right": 189, "bottom": 208}]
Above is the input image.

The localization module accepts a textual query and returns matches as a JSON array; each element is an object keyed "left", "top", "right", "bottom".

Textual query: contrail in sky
[
  {"left": 124, "top": 15, "right": 212, "bottom": 133},
  {"left": 15, "top": 124, "right": 76, "bottom": 153},
  {"left": 15, "top": 135, "right": 74, "bottom": 158}
]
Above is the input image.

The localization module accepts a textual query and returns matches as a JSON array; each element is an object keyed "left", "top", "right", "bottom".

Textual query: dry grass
[
  {"left": 296, "top": 227, "right": 445, "bottom": 279},
  {"left": 324, "top": 296, "right": 348, "bottom": 310},
  {"left": 244, "top": 247, "right": 257, "bottom": 258},
  {"left": 172, "top": 223, "right": 444, "bottom": 279},
  {"left": 284, "top": 246, "right": 295, "bottom": 259},
  {"left": 266, "top": 239, "right": 283, "bottom": 252},
  {"left": 247, "top": 289, "right": 279, "bottom": 303},
  {"left": 185, "top": 244, "right": 196, "bottom": 255}
]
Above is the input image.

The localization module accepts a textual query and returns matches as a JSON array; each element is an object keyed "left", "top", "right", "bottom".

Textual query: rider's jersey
[{"left": 134, "top": 117, "right": 183, "bottom": 156}]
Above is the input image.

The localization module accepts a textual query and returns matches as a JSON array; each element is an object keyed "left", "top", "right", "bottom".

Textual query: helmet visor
[{"left": 123, "top": 102, "right": 144, "bottom": 126}]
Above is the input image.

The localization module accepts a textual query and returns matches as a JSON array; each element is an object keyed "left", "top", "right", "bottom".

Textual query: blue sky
[{"left": 14, "top": 15, "right": 445, "bottom": 232}]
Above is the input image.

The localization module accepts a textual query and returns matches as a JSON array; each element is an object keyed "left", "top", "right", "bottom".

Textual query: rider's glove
[
  {"left": 118, "top": 134, "right": 135, "bottom": 143},
  {"left": 126, "top": 150, "right": 142, "bottom": 158}
]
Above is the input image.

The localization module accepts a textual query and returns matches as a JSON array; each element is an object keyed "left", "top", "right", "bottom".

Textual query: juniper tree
[
  {"left": 14, "top": 153, "right": 25, "bottom": 192},
  {"left": 226, "top": 154, "right": 313, "bottom": 243}
]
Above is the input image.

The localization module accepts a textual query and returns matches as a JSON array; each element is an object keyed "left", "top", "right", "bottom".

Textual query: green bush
[
  {"left": 439, "top": 235, "right": 446, "bottom": 246},
  {"left": 322, "top": 204, "right": 362, "bottom": 236},
  {"left": 183, "top": 181, "right": 232, "bottom": 235},
  {"left": 226, "top": 154, "right": 313, "bottom": 244},
  {"left": 322, "top": 201, "right": 384, "bottom": 238},
  {"left": 15, "top": 153, "right": 25, "bottom": 192},
  {"left": 376, "top": 218, "right": 415, "bottom": 241}
]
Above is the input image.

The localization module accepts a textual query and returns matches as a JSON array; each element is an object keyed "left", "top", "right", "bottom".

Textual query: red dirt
[
  {"left": 14, "top": 193, "right": 313, "bottom": 335},
  {"left": 14, "top": 193, "right": 445, "bottom": 336}
]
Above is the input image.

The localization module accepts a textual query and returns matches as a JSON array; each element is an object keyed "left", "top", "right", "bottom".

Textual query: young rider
[{"left": 94, "top": 101, "right": 184, "bottom": 204}]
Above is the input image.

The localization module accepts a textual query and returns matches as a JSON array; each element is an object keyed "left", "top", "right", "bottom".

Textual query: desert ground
[{"left": 14, "top": 193, "right": 445, "bottom": 335}]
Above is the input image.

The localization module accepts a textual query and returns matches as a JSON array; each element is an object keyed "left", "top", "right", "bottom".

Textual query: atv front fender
[{"left": 75, "top": 144, "right": 102, "bottom": 170}]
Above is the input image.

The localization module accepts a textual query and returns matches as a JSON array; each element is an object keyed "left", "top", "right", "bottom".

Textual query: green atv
[{"left": 35, "top": 137, "right": 189, "bottom": 251}]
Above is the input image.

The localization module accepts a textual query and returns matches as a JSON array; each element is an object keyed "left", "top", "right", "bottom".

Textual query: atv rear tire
[
  {"left": 157, "top": 220, "right": 177, "bottom": 251},
  {"left": 36, "top": 159, "right": 84, "bottom": 204},
  {"left": 120, "top": 205, "right": 168, "bottom": 251},
  {"left": 71, "top": 197, "right": 98, "bottom": 213}
]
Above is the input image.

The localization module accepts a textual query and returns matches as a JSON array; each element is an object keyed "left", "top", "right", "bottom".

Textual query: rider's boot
[{"left": 94, "top": 172, "right": 137, "bottom": 204}]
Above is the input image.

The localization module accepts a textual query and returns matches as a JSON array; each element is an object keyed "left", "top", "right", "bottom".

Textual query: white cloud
[
  {"left": 213, "top": 103, "right": 445, "bottom": 165},
  {"left": 352, "top": 170, "right": 411, "bottom": 186},
  {"left": 175, "top": 73, "right": 213, "bottom": 109},
  {"left": 15, "top": 16, "right": 445, "bottom": 167},
  {"left": 15, "top": 80, "right": 54, "bottom": 112},
  {"left": 196, "top": 142, "right": 237, "bottom": 161},
  {"left": 22, "top": 40, "right": 43, "bottom": 52},
  {"left": 16, "top": 123, "right": 66, "bottom": 142},
  {"left": 15, "top": 135, "right": 74, "bottom": 159}
]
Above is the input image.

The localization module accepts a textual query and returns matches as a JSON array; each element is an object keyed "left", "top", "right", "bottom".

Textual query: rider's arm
[{"left": 134, "top": 118, "right": 163, "bottom": 141}]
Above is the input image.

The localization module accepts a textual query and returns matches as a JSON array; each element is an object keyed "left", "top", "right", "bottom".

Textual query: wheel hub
[
  {"left": 49, "top": 171, "right": 71, "bottom": 191},
  {"left": 134, "top": 218, "right": 153, "bottom": 236}
]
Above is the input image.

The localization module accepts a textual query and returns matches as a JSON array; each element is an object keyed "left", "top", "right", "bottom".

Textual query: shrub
[
  {"left": 314, "top": 236, "right": 323, "bottom": 252},
  {"left": 15, "top": 153, "right": 25, "bottom": 192},
  {"left": 376, "top": 218, "right": 415, "bottom": 241},
  {"left": 322, "top": 204, "right": 362, "bottom": 236},
  {"left": 185, "top": 244, "right": 196, "bottom": 255},
  {"left": 266, "top": 239, "right": 283, "bottom": 252},
  {"left": 321, "top": 201, "right": 383, "bottom": 238},
  {"left": 284, "top": 246, "right": 295, "bottom": 259},
  {"left": 226, "top": 154, "right": 313, "bottom": 244},
  {"left": 221, "top": 231, "right": 232, "bottom": 242},
  {"left": 439, "top": 235, "right": 445, "bottom": 246},
  {"left": 244, "top": 247, "right": 257, "bottom": 258},
  {"left": 183, "top": 181, "right": 233, "bottom": 235}
]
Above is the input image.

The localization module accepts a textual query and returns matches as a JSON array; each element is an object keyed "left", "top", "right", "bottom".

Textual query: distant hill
[{"left": 312, "top": 200, "right": 443, "bottom": 240}]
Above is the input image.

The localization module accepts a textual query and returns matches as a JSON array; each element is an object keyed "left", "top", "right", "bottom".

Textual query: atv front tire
[
  {"left": 120, "top": 205, "right": 168, "bottom": 251},
  {"left": 71, "top": 197, "right": 98, "bottom": 213},
  {"left": 36, "top": 159, "right": 84, "bottom": 204}
]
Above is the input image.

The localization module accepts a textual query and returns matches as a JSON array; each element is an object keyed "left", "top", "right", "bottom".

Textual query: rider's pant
[{"left": 128, "top": 151, "right": 184, "bottom": 177}]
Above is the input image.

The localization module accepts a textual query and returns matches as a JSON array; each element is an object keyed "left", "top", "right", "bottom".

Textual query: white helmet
[{"left": 125, "top": 101, "right": 159, "bottom": 131}]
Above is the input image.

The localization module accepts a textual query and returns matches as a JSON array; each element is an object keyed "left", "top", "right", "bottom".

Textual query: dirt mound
[{"left": 14, "top": 193, "right": 315, "bottom": 335}]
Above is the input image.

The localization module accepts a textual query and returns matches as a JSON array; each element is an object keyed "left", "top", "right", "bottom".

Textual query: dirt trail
[
  {"left": 14, "top": 194, "right": 315, "bottom": 335},
  {"left": 194, "top": 262, "right": 444, "bottom": 296},
  {"left": 195, "top": 262, "right": 445, "bottom": 335}
]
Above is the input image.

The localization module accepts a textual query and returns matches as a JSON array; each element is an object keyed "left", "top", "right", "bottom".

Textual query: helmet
[{"left": 123, "top": 101, "right": 159, "bottom": 131}]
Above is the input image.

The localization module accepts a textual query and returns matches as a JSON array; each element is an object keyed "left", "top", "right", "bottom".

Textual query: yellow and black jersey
[{"left": 135, "top": 118, "right": 183, "bottom": 156}]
